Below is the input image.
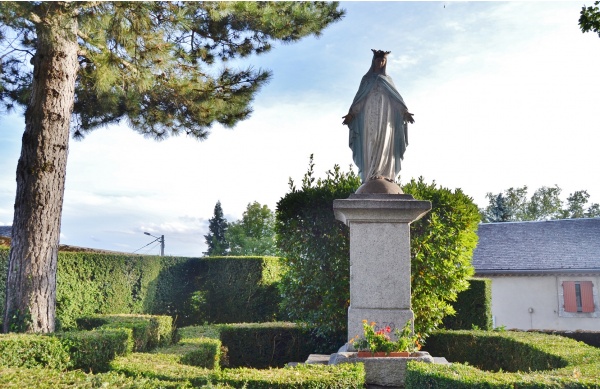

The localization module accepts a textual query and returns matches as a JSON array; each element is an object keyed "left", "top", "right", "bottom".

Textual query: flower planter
[{"left": 357, "top": 351, "right": 410, "bottom": 358}]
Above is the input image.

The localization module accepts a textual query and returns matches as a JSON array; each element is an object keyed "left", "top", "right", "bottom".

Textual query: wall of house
[{"left": 489, "top": 275, "right": 600, "bottom": 331}]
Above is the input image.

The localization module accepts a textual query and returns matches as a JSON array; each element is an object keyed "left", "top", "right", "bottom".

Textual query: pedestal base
[{"left": 329, "top": 351, "right": 435, "bottom": 388}]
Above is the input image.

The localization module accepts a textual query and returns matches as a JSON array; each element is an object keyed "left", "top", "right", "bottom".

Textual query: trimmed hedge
[
  {"left": 197, "top": 256, "right": 282, "bottom": 324},
  {"left": 0, "top": 367, "right": 191, "bottom": 388},
  {"left": 110, "top": 351, "right": 215, "bottom": 387},
  {"left": 533, "top": 329, "right": 600, "bottom": 349},
  {"left": 111, "top": 351, "right": 365, "bottom": 389},
  {"left": 0, "top": 248, "right": 282, "bottom": 329},
  {"left": 76, "top": 314, "right": 173, "bottom": 352},
  {"left": 159, "top": 337, "right": 223, "bottom": 369},
  {"left": 408, "top": 330, "right": 600, "bottom": 388},
  {"left": 218, "top": 322, "right": 314, "bottom": 368},
  {"left": 442, "top": 278, "right": 492, "bottom": 330},
  {"left": 0, "top": 333, "right": 70, "bottom": 370},
  {"left": 218, "top": 364, "right": 365, "bottom": 389},
  {"left": 57, "top": 328, "right": 133, "bottom": 372}
]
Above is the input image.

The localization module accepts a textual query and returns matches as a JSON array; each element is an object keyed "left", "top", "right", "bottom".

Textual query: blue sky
[{"left": 1, "top": 1, "right": 600, "bottom": 256}]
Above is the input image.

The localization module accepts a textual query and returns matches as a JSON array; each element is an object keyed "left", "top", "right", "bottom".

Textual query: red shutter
[
  {"left": 563, "top": 281, "right": 577, "bottom": 312},
  {"left": 580, "top": 281, "right": 595, "bottom": 313}
]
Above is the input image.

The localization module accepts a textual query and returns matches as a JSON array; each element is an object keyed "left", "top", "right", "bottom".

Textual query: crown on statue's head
[{"left": 371, "top": 49, "right": 391, "bottom": 58}]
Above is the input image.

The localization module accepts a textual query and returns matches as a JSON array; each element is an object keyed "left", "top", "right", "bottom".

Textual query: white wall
[{"left": 489, "top": 275, "right": 600, "bottom": 331}]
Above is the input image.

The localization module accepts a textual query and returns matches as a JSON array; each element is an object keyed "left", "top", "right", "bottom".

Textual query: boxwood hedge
[
  {"left": 0, "top": 333, "right": 70, "bottom": 370},
  {"left": 407, "top": 330, "right": 600, "bottom": 388},
  {"left": 76, "top": 314, "right": 173, "bottom": 351}
]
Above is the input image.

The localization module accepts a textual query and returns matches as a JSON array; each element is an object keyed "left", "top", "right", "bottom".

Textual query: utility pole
[{"left": 143, "top": 232, "right": 165, "bottom": 256}]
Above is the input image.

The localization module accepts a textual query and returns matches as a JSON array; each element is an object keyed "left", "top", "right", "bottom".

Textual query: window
[{"left": 563, "top": 281, "right": 595, "bottom": 313}]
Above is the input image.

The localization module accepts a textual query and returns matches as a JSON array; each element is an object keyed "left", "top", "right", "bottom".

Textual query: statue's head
[{"left": 370, "top": 49, "right": 390, "bottom": 73}]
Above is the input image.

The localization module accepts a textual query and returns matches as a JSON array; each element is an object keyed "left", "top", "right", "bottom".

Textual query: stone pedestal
[
  {"left": 329, "top": 351, "right": 435, "bottom": 388},
  {"left": 333, "top": 193, "right": 431, "bottom": 344}
]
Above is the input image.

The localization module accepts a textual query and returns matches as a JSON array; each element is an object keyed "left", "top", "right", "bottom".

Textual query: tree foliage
[
  {"left": 276, "top": 158, "right": 480, "bottom": 344},
  {"left": 1, "top": 2, "right": 345, "bottom": 137},
  {"left": 580, "top": 1, "right": 600, "bottom": 38},
  {"left": 226, "top": 202, "right": 278, "bottom": 256},
  {"left": 481, "top": 185, "right": 600, "bottom": 223},
  {"left": 204, "top": 201, "right": 228, "bottom": 256}
]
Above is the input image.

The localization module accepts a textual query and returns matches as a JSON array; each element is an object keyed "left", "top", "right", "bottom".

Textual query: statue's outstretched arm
[{"left": 342, "top": 112, "right": 354, "bottom": 125}]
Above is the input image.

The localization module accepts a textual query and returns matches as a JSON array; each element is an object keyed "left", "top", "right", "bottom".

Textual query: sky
[{"left": 1, "top": 1, "right": 600, "bottom": 256}]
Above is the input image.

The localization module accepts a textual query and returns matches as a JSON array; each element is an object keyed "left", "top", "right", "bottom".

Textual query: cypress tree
[{"left": 204, "top": 201, "right": 228, "bottom": 256}]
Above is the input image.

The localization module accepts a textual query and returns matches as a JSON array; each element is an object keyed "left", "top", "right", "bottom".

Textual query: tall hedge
[
  {"left": 276, "top": 161, "right": 359, "bottom": 347},
  {"left": 198, "top": 257, "right": 282, "bottom": 324},
  {"left": 0, "top": 247, "right": 281, "bottom": 329},
  {"left": 276, "top": 160, "right": 480, "bottom": 345},
  {"left": 442, "top": 278, "right": 492, "bottom": 330}
]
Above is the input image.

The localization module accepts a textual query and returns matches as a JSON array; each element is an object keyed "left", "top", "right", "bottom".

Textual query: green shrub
[
  {"left": 0, "top": 333, "right": 70, "bottom": 370},
  {"left": 218, "top": 363, "right": 365, "bottom": 389},
  {"left": 110, "top": 351, "right": 215, "bottom": 387},
  {"left": 276, "top": 160, "right": 480, "bottom": 344},
  {"left": 404, "top": 178, "right": 480, "bottom": 339},
  {"left": 196, "top": 256, "right": 282, "bottom": 324},
  {"left": 407, "top": 330, "right": 600, "bottom": 388},
  {"left": 179, "top": 338, "right": 222, "bottom": 369},
  {"left": 158, "top": 336, "right": 224, "bottom": 370},
  {"left": 178, "top": 324, "right": 223, "bottom": 340},
  {"left": 276, "top": 161, "right": 359, "bottom": 346},
  {"left": 219, "top": 322, "right": 315, "bottom": 368},
  {"left": 0, "top": 249, "right": 282, "bottom": 329},
  {"left": 55, "top": 252, "right": 179, "bottom": 330},
  {"left": 76, "top": 314, "right": 173, "bottom": 351},
  {"left": 424, "top": 330, "right": 567, "bottom": 372},
  {"left": 442, "top": 278, "right": 492, "bottom": 330},
  {"left": 57, "top": 328, "right": 133, "bottom": 372},
  {"left": 0, "top": 367, "right": 190, "bottom": 388}
]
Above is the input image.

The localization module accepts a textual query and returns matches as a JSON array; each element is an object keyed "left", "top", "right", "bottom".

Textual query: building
[{"left": 473, "top": 218, "right": 600, "bottom": 331}]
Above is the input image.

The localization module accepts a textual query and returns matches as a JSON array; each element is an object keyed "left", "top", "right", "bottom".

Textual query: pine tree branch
[{"left": 76, "top": 30, "right": 138, "bottom": 74}]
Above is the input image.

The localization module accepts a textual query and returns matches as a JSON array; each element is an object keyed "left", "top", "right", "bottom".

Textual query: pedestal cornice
[{"left": 333, "top": 194, "right": 432, "bottom": 225}]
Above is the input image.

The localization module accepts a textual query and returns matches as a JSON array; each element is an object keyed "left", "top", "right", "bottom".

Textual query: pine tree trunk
[{"left": 3, "top": 4, "right": 78, "bottom": 333}]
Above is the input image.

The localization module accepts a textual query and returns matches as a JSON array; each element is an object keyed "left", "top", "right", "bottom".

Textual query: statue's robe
[{"left": 347, "top": 72, "right": 409, "bottom": 183}]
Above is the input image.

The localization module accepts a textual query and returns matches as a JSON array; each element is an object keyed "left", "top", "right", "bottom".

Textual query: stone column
[{"left": 333, "top": 193, "right": 431, "bottom": 344}]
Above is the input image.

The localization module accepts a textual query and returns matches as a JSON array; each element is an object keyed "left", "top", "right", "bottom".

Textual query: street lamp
[{"left": 144, "top": 232, "right": 165, "bottom": 256}]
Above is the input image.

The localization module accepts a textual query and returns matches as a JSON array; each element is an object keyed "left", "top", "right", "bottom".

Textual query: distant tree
[
  {"left": 481, "top": 185, "right": 600, "bottom": 222},
  {"left": 560, "top": 190, "right": 597, "bottom": 219},
  {"left": 204, "top": 201, "right": 228, "bottom": 256},
  {"left": 0, "top": 1, "right": 344, "bottom": 333},
  {"left": 483, "top": 193, "right": 512, "bottom": 222},
  {"left": 525, "top": 185, "right": 563, "bottom": 221},
  {"left": 580, "top": 1, "right": 600, "bottom": 38},
  {"left": 226, "top": 201, "right": 277, "bottom": 256}
]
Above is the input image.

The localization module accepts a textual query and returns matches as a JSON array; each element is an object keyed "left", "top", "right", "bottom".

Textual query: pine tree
[
  {"left": 0, "top": 1, "right": 344, "bottom": 333},
  {"left": 204, "top": 201, "right": 229, "bottom": 256}
]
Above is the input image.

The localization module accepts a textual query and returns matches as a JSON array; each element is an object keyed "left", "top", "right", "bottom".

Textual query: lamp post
[{"left": 144, "top": 232, "right": 165, "bottom": 256}]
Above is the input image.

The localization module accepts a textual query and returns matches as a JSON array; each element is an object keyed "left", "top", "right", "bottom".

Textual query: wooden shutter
[
  {"left": 563, "top": 281, "right": 577, "bottom": 312},
  {"left": 580, "top": 281, "right": 595, "bottom": 313}
]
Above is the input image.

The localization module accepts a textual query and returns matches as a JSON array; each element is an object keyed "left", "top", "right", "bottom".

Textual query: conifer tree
[
  {"left": 0, "top": 1, "right": 344, "bottom": 333},
  {"left": 204, "top": 201, "right": 229, "bottom": 256}
]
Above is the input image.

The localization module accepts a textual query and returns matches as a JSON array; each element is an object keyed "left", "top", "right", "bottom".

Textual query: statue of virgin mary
[{"left": 343, "top": 49, "right": 414, "bottom": 186}]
